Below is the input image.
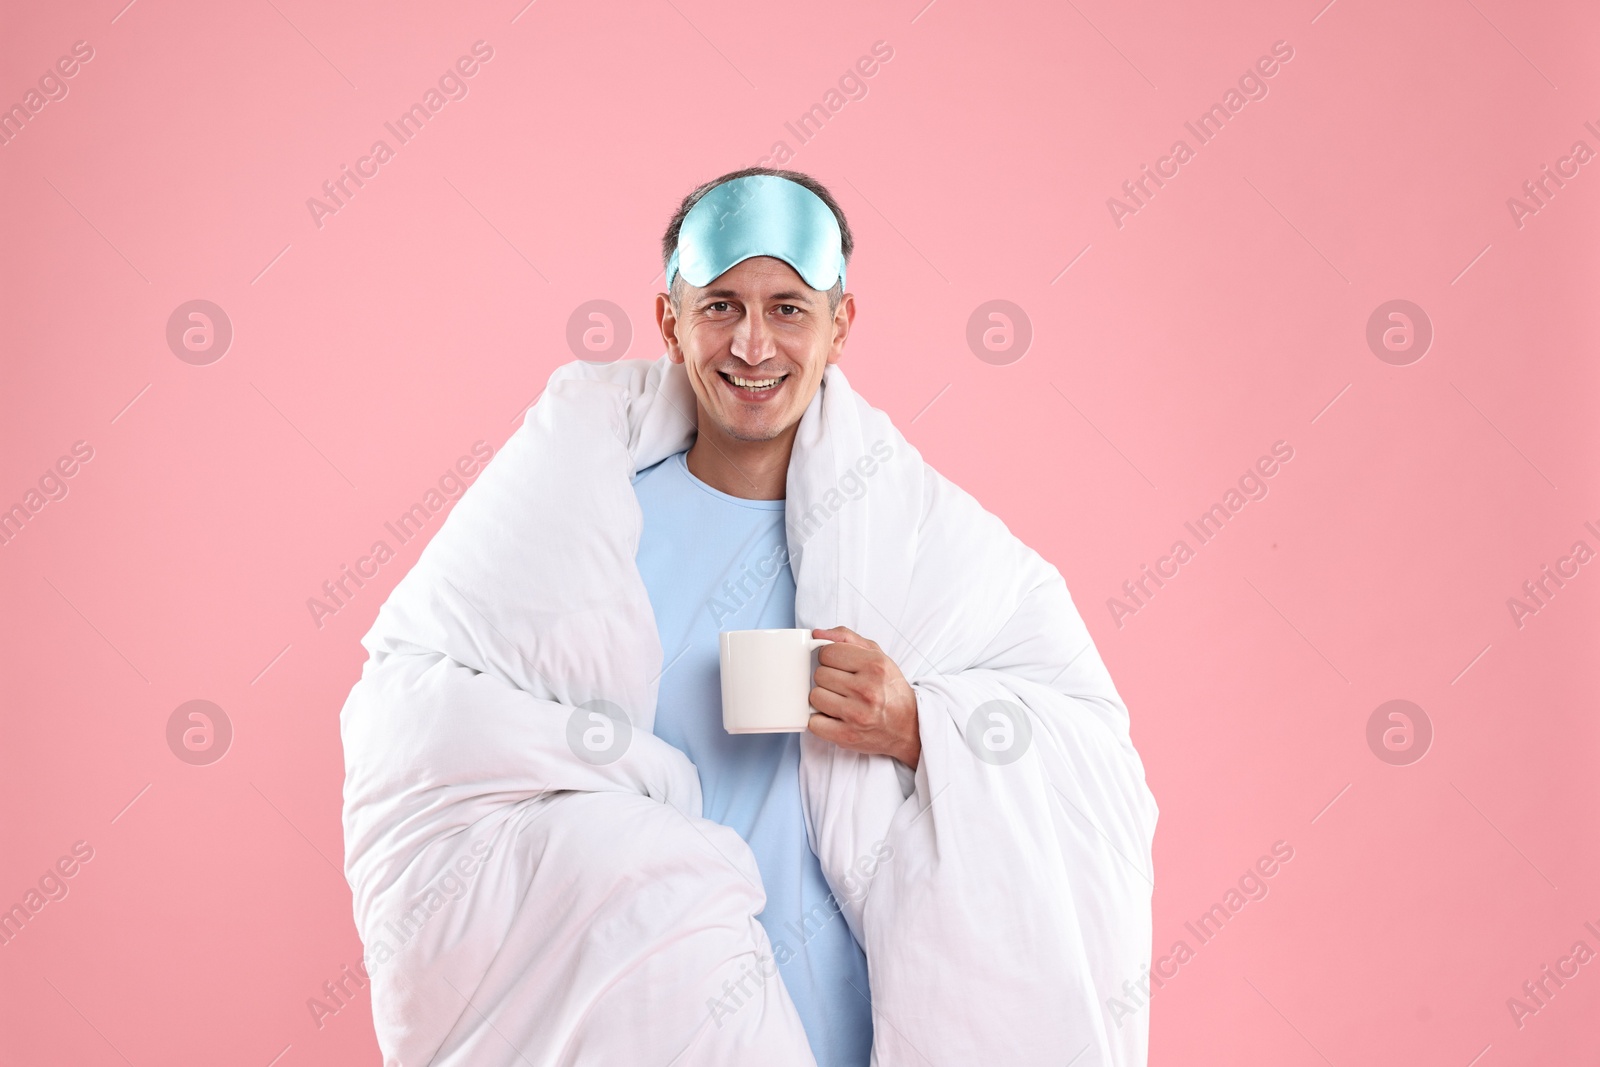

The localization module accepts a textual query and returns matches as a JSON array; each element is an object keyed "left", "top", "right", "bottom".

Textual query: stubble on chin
[{"left": 712, "top": 406, "right": 787, "bottom": 443}]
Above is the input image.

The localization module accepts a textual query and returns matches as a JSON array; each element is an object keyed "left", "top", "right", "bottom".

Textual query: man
[
  {"left": 340, "top": 167, "right": 1157, "bottom": 1067},
  {"left": 634, "top": 167, "right": 920, "bottom": 1065}
]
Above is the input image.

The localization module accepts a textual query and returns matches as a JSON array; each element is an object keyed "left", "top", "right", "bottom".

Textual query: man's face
[{"left": 657, "top": 256, "right": 854, "bottom": 443}]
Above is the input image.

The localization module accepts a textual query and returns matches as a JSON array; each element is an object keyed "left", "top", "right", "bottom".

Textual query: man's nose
[{"left": 728, "top": 309, "right": 775, "bottom": 365}]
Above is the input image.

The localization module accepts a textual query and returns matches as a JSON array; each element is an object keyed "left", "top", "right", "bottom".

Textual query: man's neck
[{"left": 684, "top": 418, "right": 794, "bottom": 501}]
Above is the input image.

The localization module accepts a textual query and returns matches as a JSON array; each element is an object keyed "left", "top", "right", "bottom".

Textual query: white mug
[{"left": 719, "top": 628, "right": 833, "bottom": 734}]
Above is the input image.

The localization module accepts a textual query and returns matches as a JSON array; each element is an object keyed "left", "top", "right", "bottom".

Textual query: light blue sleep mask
[{"left": 666, "top": 174, "right": 846, "bottom": 292}]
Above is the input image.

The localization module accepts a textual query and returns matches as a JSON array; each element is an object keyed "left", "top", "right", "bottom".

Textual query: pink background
[{"left": 2, "top": 0, "right": 1597, "bottom": 1063}]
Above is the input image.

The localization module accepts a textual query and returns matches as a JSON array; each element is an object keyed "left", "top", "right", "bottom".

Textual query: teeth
[{"left": 728, "top": 373, "right": 784, "bottom": 390}]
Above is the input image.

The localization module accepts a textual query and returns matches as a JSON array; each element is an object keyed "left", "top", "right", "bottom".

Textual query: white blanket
[{"left": 339, "top": 355, "right": 1158, "bottom": 1066}]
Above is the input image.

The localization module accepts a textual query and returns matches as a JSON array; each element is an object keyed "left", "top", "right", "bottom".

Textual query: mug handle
[{"left": 804, "top": 637, "right": 833, "bottom": 652}]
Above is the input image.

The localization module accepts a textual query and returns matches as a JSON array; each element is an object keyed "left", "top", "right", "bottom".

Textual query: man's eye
[
  {"left": 707, "top": 301, "right": 733, "bottom": 312},
  {"left": 776, "top": 305, "right": 800, "bottom": 316}
]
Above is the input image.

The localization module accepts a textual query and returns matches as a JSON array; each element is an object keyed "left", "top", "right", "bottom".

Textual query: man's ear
[
  {"left": 828, "top": 292, "right": 857, "bottom": 365},
  {"left": 655, "top": 292, "right": 684, "bottom": 363}
]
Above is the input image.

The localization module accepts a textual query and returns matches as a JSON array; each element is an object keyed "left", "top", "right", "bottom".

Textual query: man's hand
[{"left": 807, "top": 626, "right": 921, "bottom": 770}]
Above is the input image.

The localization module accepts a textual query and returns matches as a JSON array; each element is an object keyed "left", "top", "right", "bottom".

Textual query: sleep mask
[{"left": 666, "top": 174, "right": 846, "bottom": 292}]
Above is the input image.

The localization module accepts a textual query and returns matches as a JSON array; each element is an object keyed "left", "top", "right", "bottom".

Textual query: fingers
[
  {"left": 813, "top": 663, "right": 868, "bottom": 700},
  {"left": 811, "top": 625, "right": 879, "bottom": 651},
  {"left": 807, "top": 708, "right": 867, "bottom": 750},
  {"left": 815, "top": 640, "right": 881, "bottom": 674},
  {"left": 807, "top": 684, "right": 857, "bottom": 722}
]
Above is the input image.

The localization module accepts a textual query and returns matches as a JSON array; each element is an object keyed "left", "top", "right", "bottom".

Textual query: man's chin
[
  {"left": 696, "top": 397, "right": 795, "bottom": 442},
  {"left": 715, "top": 417, "right": 789, "bottom": 443},
  {"left": 692, "top": 378, "right": 816, "bottom": 443}
]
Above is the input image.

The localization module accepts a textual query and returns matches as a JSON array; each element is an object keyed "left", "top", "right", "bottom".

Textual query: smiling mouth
[{"left": 718, "top": 370, "right": 788, "bottom": 395}]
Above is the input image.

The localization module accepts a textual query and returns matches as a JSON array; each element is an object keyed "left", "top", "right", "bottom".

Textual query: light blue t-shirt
[{"left": 632, "top": 449, "right": 873, "bottom": 1067}]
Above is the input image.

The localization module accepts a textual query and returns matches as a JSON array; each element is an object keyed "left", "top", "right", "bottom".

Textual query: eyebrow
[{"left": 699, "top": 288, "right": 817, "bottom": 304}]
